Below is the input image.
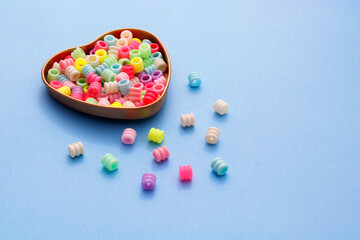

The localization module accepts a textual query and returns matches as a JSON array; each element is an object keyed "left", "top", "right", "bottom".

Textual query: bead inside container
[{"left": 42, "top": 28, "right": 171, "bottom": 119}]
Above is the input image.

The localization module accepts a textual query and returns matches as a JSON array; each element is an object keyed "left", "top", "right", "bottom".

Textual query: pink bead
[
  {"left": 179, "top": 165, "right": 193, "bottom": 181},
  {"left": 154, "top": 76, "right": 166, "bottom": 85},
  {"left": 150, "top": 43, "right": 159, "bottom": 53},
  {"left": 128, "top": 40, "right": 140, "bottom": 50},
  {"left": 86, "top": 72, "right": 102, "bottom": 84},
  {"left": 64, "top": 55, "right": 73, "bottom": 60},
  {"left": 71, "top": 92, "right": 83, "bottom": 100},
  {"left": 88, "top": 82, "right": 102, "bottom": 98},
  {"left": 114, "top": 72, "right": 129, "bottom": 82},
  {"left": 121, "top": 128, "right": 137, "bottom": 145},
  {"left": 49, "top": 80, "right": 62, "bottom": 89},
  {"left": 144, "top": 82, "right": 155, "bottom": 91},
  {"left": 135, "top": 101, "right": 144, "bottom": 107},
  {"left": 97, "top": 93, "right": 108, "bottom": 101},
  {"left": 59, "top": 58, "right": 74, "bottom": 71},
  {"left": 122, "top": 65, "right": 134, "bottom": 79},
  {"left": 94, "top": 40, "right": 108, "bottom": 52},
  {"left": 153, "top": 84, "right": 165, "bottom": 95},
  {"left": 97, "top": 98, "right": 110, "bottom": 106},
  {"left": 153, "top": 146, "right": 169, "bottom": 163},
  {"left": 63, "top": 80, "right": 76, "bottom": 90},
  {"left": 119, "top": 46, "right": 131, "bottom": 59},
  {"left": 108, "top": 92, "right": 121, "bottom": 103},
  {"left": 116, "top": 96, "right": 129, "bottom": 104},
  {"left": 128, "top": 83, "right": 143, "bottom": 102}
]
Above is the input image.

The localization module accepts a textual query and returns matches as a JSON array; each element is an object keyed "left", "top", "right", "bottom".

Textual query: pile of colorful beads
[{"left": 47, "top": 30, "right": 168, "bottom": 107}]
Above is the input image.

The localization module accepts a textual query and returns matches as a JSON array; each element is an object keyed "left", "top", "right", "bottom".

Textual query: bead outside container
[
  {"left": 42, "top": 29, "right": 171, "bottom": 119},
  {"left": 179, "top": 165, "right": 193, "bottom": 181},
  {"left": 141, "top": 173, "right": 156, "bottom": 191},
  {"left": 211, "top": 157, "right": 228, "bottom": 176}
]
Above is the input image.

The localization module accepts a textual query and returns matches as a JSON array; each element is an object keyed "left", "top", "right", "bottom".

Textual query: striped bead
[
  {"left": 180, "top": 113, "right": 195, "bottom": 127},
  {"left": 52, "top": 62, "right": 62, "bottom": 73},
  {"left": 144, "top": 64, "right": 156, "bottom": 75},
  {"left": 86, "top": 72, "right": 102, "bottom": 84},
  {"left": 95, "top": 63, "right": 109, "bottom": 75},
  {"left": 121, "top": 128, "right": 137, "bottom": 145},
  {"left": 122, "top": 101, "right": 135, "bottom": 107},
  {"left": 108, "top": 92, "right": 121, "bottom": 104},
  {"left": 179, "top": 165, "right": 193, "bottom": 181},
  {"left": 108, "top": 45, "right": 120, "bottom": 59},
  {"left": 153, "top": 145, "right": 169, "bottom": 163},
  {"left": 188, "top": 72, "right": 201, "bottom": 87},
  {"left": 104, "top": 34, "right": 117, "bottom": 46},
  {"left": 205, "top": 127, "right": 220, "bottom": 144},
  {"left": 59, "top": 58, "right": 74, "bottom": 72},
  {"left": 213, "top": 99, "right": 229, "bottom": 115},
  {"left": 142, "top": 58, "right": 153, "bottom": 68},
  {"left": 128, "top": 40, "right": 140, "bottom": 50},
  {"left": 63, "top": 80, "right": 76, "bottom": 90},
  {"left": 128, "top": 83, "right": 143, "bottom": 102},
  {"left": 68, "top": 141, "right": 84, "bottom": 158},
  {"left": 101, "top": 153, "right": 119, "bottom": 171},
  {"left": 110, "top": 102, "right": 123, "bottom": 107},
  {"left": 103, "top": 55, "right": 117, "bottom": 67},
  {"left": 57, "top": 86, "right": 71, "bottom": 96},
  {"left": 211, "top": 157, "right": 228, "bottom": 176},
  {"left": 118, "top": 79, "right": 131, "bottom": 95},
  {"left": 57, "top": 74, "right": 70, "bottom": 83},
  {"left": 150, "top": 52, "right": 162, "bottom": 61},
  {"left": 47, "top": 68, "right": 60, "bottom": 82},
  {"left": 87, "top": 82, "right": 102, "bottom": 98},
  {"left": 65, "top": 66, "right": 80, "bottom": 82},
  {"left": 148, "top": 128, "right": 164, "bottom": 144},
  {"left": 81, "top": 64, "right": 96, "bottom": 78},
  {"left": 101, "top": 69, "right": 116, "bottom": 82},
  {"left": 153, "top": 58, "right": 167, "bottom": 72},
  {"left": 104, "top": 81, "right": 119, "bottom": 94},
  {"left": 109, "top": 63, "right": 122, "bottom": 74},
  {"left": 71, "top": 47, "right": 85, "bottom": 60},
  {"left": 141, "top": 173, "right": 156, "bottom": 191},
  {"left": 154, "top": 76, "right": 166, "bottom": 85},
  {"left": 114, "top": 72, "right": 129, "bottom": 82},
  {"left": 85, "top": 97, "right": 97, "bottom": 104}
]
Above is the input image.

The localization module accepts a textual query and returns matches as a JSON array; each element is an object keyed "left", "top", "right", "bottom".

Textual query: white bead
[
  {"left": 68, "top": 142, "right": 84, "bottom": 158},
  {"left": 64, "top": 66, "right": 80, "bottom": 82},
  {"left": 104, "top": 81, "right": 119, "bottom": 94},
  {"left": 180, "top": 113, "right": 195, "bottom": 127},
  {"left": 214, "top": 99, "right": 229, "bottom": 115},
  {"left": 205, "top": 127, "right": 220, "bottom": 144}
]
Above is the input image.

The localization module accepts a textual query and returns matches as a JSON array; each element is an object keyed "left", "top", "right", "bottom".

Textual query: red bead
[
  {"left": 143, "top": 90, "right": 157, "bottom": 105},
  {"left": 150, "top": 43, "right": 159, "bottom": 53}
]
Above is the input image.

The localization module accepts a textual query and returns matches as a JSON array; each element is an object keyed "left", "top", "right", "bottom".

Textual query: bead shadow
[
  {"left": 204, "top": 141, "right": 220, "bottom": 153},
  {"left": 186, "top": 85, "right": 202, "bottom": 94},
  {"left": 150, "top": 158, "right": 169, "bottom": 171},
  {"left": 100, "top": 167, "right": 118, "bottom": 179},
  {"left": 140, "top": 187, "right": 155, "bottom": 199},
  {"left": 209, "top": 171, "right": 228, "bottom": 185},
  {"left": 212, "top": 112, "right": 229, "bottom": 122},
  {"left": 178, "top": 125, "right": 195, "bottom": 135},
  {"left": 66, "top": 154, "right": 84, "bottom": 165},
  {"left": 177, "top": 180, "right": 192, "bottom": 189}
]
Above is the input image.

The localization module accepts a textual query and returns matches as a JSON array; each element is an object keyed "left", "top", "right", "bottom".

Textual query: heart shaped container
[{"left": 41, "top": 28, "right": 171, "bottom": 119}]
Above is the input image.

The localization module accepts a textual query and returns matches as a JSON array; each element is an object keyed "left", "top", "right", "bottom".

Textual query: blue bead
[
  {"left": 110, "top": 63, "right": 122, "bottom": 74},
  {"left": 95, "top": 63, "right": 109, "bottom": 75},
  {"left": 142, "top": 39, "right": 152, "bottom": 45},
  {"left": 188, "top": 72, "right": 201, "bottom": 87},
  {"left": 57, "top": 74, "right": 70, "bottom": 83},
  {"left": 81, "top": 64, "right": 95, "bottom": 77},
  {"left": 150, "top": 52, "right": 162, "bottom": 61},
  {"left": 104, "top": 35, "right": 117, "bottom": 46},
  {"left": 144, "top": 64, "right": 156, "bottom": 75},
  {"left": 118, "top": 79, "right": 131, "bottom": 95}
]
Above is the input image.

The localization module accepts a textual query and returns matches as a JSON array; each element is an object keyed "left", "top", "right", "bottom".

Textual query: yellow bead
[
  {"left": 148, "top": 128, "right": 165, "bottom": 143},
  {"left": 131, "top": 57, "right": 144, "bottom": 73},
  {"left": 110, "top": 102, "right": 123, "bottom": 107},
  {"left": 95, "top": 49, "right": 107, "bottom": 64},
  {"left": 57, "top": 86, "right": 71, "bottom": 96},
  {"left": 74, "top": 58, "right": 88, "bottom": 72},
  {"left": 132, "top": 38, "right": 141, "bottom": 44},
  {"left": 83, "top": 85, "right": 89, "bottom": 94}
]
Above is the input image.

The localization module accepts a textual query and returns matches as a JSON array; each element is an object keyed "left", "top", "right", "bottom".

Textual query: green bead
[
  {"left": 76, "top": 78, "right": 87, "bottom": 88},
  {"left": 118, "top": 58, "right": 131, "bottom": 66},
  {"left": 71, "top": 47, "right": 85, "bottom": 60},
  {"left": 47, "top": 68, "right": 60, "bottom": 82},
  {"left": 211, "top": 157, "right": 228, "bottom": 176},
  {"left": 142, "top": 58, "right": 153, "bottom": 68},
  {"left": 101, "top": 154, "right": 119, "bottom": 171},
  {"left": 85, "top": 97, "right": 97, "bottom": 104},
  {"left": 141, "top": 90, "right": 146, "bottom": 96},
  {"left": 103, "top": 55, "right": 117, "bottom": 67},
  {"left": 129, "top": 49, "right": 141, "bottom": 60},
  {"left": 101, "top": 69, "right": 116, "bottom": 82},
  {"left": 139, "top": 43, "right": 151, "bottom": 58}
]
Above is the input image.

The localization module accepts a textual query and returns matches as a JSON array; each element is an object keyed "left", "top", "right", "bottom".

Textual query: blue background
[{"left": 0, "top": 0, "right": 359, "bottom": 239}]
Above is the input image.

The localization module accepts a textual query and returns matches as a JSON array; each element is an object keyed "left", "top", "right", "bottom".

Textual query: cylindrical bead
[
  {"left": 104, "top": 35, "right": 116, "bottom": 46},
  {"left": 148, "top": 127, "right": 164, "bottom": 144},
  {"left": 139, "top": 43, "right": 151, "bottom": 58},
  {"left": 101, "top": 153, "right": 119, "bottom": 171},
  {"left": 71, "top": 47, "right": 85, "bottom": 60},
  {"left": 154, "top": 58, "right": 167, "bottom": 72},
  {"left": 104, "top": 81, "right": 119, "bottom": 94},
  {"left": 211, "top": 157, "right": 228, "bottom": 176},
  {"left": 65, "top": 66, "right": 80, "bottom": 82},
  {"left": 153, "top": 145, "right": 169, "bottom": 163},
  {"left": 188, "top": 72, "right": 201, "bottom": 87},
  {"left": 94, "top": 40, "right": 108, "bottom": 52},
  {"left": 179, "top": 165, "right": 193, "bottom": 181},
  {"left": 130, "top": 57, "right": 144, "bottom": 73},
  {"left": 95, "top": 49, "right": 107, "bottom": 64},
  {"left": 101, "top": 69, "right": 116, "bottom": 82},
  {"left": 49, "top": 80, "right": 62, "bottom": 89},
  {"left": 118, "top": 79, "right": 131, "bottom": 95},
  {"left": 59, "top": 58, "right": 74, "bottom": 72},
  {"left": 205, "top": 127, "right": 220, "bottom": 144},
  {"left": 180, "top": 113, "right": 195, "bottom": 127},
  {"left": 68, "top": 141, "right": 84, "bottom": 158},
  {"left": 86, "top": 55, "right": 99, "bottom": 67},
  {"left": 57, "top": 86, "right": 71, "bottom": 96},
  {"left": 214, "top": 99, "right": 229, "bottom": 115},
  {"left": 47, "top": 68, "right": 60, "bottom": 82},
  {"left": 120, "top": 30, "right": 133, "bottom": 44},
  {"left": 81, "top": 64, "right": 95, "bottom": 78},
  {"left": 141, "top": 173, "right": 156, "bottom": 191},
  {"left": 121, "top": 128, "right": 137, "bottom": 145}
]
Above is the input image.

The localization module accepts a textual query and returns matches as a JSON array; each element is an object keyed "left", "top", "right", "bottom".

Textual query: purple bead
[
  {"left": 140, "top": 75, "right": 153, "bottom": 84},
  {"left": 89, "top": 49, "right": 95, "bottom": 55},
  {"left": 151, "top": 70, "right": 163, "bottom": 81},
  {"left": 141, "top": 172, "right": 156, "bottom": 191},
  {"left": 136, "top": 71, "right": 147, "bottom": 79},
  {"left": 72, "top": 86, "right": 83, "bottom": 93}
]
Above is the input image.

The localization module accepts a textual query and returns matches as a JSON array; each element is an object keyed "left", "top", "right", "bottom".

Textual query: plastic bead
[
  {"left": 97, "top": 93, "right": 108, "bottom": 100},
  {"left": 49, "top": 80, "right": 62, "bottom": 89},
  {"left": 116, "top": 38, "right": 128, "bottom": 47},
  {"left": 110, "top": 102, "right": 123, "bottom": 107},
  {"left": 47, "top": 68, "right": 60, "bottom": 82},
  {"left": 144, "top": 82, "right": 155, "bottom": 91},
  {"left": 104, "top": 81, "right": 119, "bottom": 94},
  {"left": 103, "top": 55, "right": 117, "bottom": 67},
  {"left": 86, "top": 72, "right": 102, "bottom": 84},
  {"left": 205, "top": 127, "right": 220, "bottom": 144},
  {"left": 64, "top": 55, "right": 73, "bottom": 60},
  {"left": 128, "top": 40, "right": 140, "bottom": 50},
  {"left": 63, "top": 80, "right": 76, "bottom": 90},
  {"left": 130, "top": 57, "right": 144, "bottom": 73},
  {"left": 95, "top": 49, "right": 107, "bottom": 64},
  {"left": 108, "top": 45, "right": 120, "bottom": 60},
  {"left": 151, "top": 70, "right": 163, "bottom": 81},
  {"left": 52, "top": 62, "right": 62, "bottom": 73},
  {"left": 128, "top": 83, "right": 143, "bottom": 102},
  {"left": 95, "top": 63, "right": 109, "bottom": 76},
  {"left": 65, "top": 66, "right": 80, "bottom": 82},
  {"left": 139, "top": 43, "right": 151, "bottom": 58},
  {"left": 121, "top": 128, "right": 137, "bottom": 145},
  {"left": 68, "top": 141, "right": 84, "bottom": 158},
  {"left": 104, "top": 35, "right": 117, "bottom": 46},
  {"left": 71, "top": 47, "right": 85, "bottom": 60},
  {"left": 148, "top": 128, "right": 164, "bottom": 144},
  {"left": 107, "top": 92, "right": 121, "bottom": 103},
  {"left": 85, "top": 97, "right": 97, "bottom": 104},
  {"left": 153, "top": 145, "right": 169, "bottom": 163},
  {"left": 129, "top": 49, "right": 141, "bottom": 60},
  {"left": 140, "top": 75, "right": 152, "bottom": 84},
  {"left": 71, "top": 86, "right": 84, "bottom": 100},
  {"left": 119, "top": 46, "right": 131, "bottom": 59},
  {"left": 180, "top": 113, "right": 195, "bottom": 127},
  {"left": 76, "top": 78, "right": 87, "bottom": 88},
  {"left": 94, "top": 40, "right": 108, "bottom": 52},
  {"left": 142, "top": 58, "right": 153, "bottom": 68},
  {"left": 59, "top": 58, "right": 74, "bottom": 72},
  {"left": 130, "top": 77, "right": 140, "bottom": 85},
  {"left": 86, "top": 55, "right": 99, "bottom": 67},
  {"left": 144, "top": 64, "right": 156, "bottom": 75},
  {"left": 81, "top": 64, "right": 95, "bottom": 78},
  {"left": 57, "top": 86, "right": 71, "bottom": 96},
  {"left": 154, "top": 76, "right": 166, "bottom": 85},
  {"left": 120, "top": 30, "right": 133, "bottom": 43},
  {"left": 211, "top": 157, "right": 228, "bottom": 176},
  {"left": 154, "top": 58, "right": 167, "bottom": 72},
  {"left": 73, "top": 58, "right": 87, "bottom": 72},
  {"left": 151, "top": 52, "right": 162, "bottom": 61},
  {"left": 116, "top": 97, "right": 127, "bottom": 105},
  {"left": 101, "top": 69, "right": 116, "bottom": 82},
  {"left": 101, "top": 153, "right": 119, "bottom": 171},
  {"left": 118, "top": 58, "right": 131, "bottom": 66},
  {"left": 132, "top": 38, "right": 141, "bottom": 43},
  {"left": 135, "top": 101, "right": 144, "bottom": 107},
  {"left": 150, "top": 43, "right": 159, "bottom": 53},
  {"left": 114, "top": 72, "right": 129, "bottom": 82},
  {"left": 97, "top": 98, "right": 110, "bottom": 106},
  {"left": 141, "top": 173, "right": 156, "bottom": 191},
  {"left": 87, "top": 82, "right": 102, "bottom": 98},
  {"left": 110, "top": 63, "right": 122, "bottom": 74},
  {"left": 83, "top": 85, "right": 89, "bottom": 94},
  {"left": 118, "top": 79, "right": 131, "bottom": 95},
  {"left": 122, "top": 65, "right": 134, "bottom": 79},
  {"left": 57, "top": 74, "right": 70, "bottom": 85},
  {"left": 214, "top": 99, "right": 229, "bottom": 115},
  {"left": 152, "top": 84, "right": 165, "bottom": 95},
  {"left": 142, "top": 39, "right": 152, "bottom": 45},
  {"left": 179, "top": 165, "right": 193, "bottom": 181},
  {"left": 143, "top": 90, "right": 158, "bottom": 105},
  {"left": 122, "top": 101, "right": 135, "bottom": 107},
  {"left": 188, "top": 72, "right": 201, "bottom": 87}
]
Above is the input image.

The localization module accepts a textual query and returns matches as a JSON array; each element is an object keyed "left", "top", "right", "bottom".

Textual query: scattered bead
[
  {"left": 153, "top": 145, "right": 169, "bottom": 163},
  {"left": 121, "top": 128, "right": 137, "bottom": 145},
  {"left": 141, "top": 173, "right": 156, "bottom": 190},
  {"left": 148, "top": 127, "right": 165, "bottom": 144},
  {"left": 211, "top": 157, "right": 228, "bottom": 176},
  {"left": 180, "top": 113, "right": 195, "bottom": 127},
  {"left": 68, "top": 141, "right": 84, "bottom": 158},
  {"left": 188, "top": 72, "right": 201, "bottom": 87},
  {"left": 101, "top": 153, "right": 119, "bottom": 171},
  {"left": 214, "top": 99, "right": 229, "bottom": 115},
  {"left": 179, "top": 165, "right": 193, "bottom": 181},
  {"left": 205, "top": 127, "right": 220, "bottom": 144}
]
